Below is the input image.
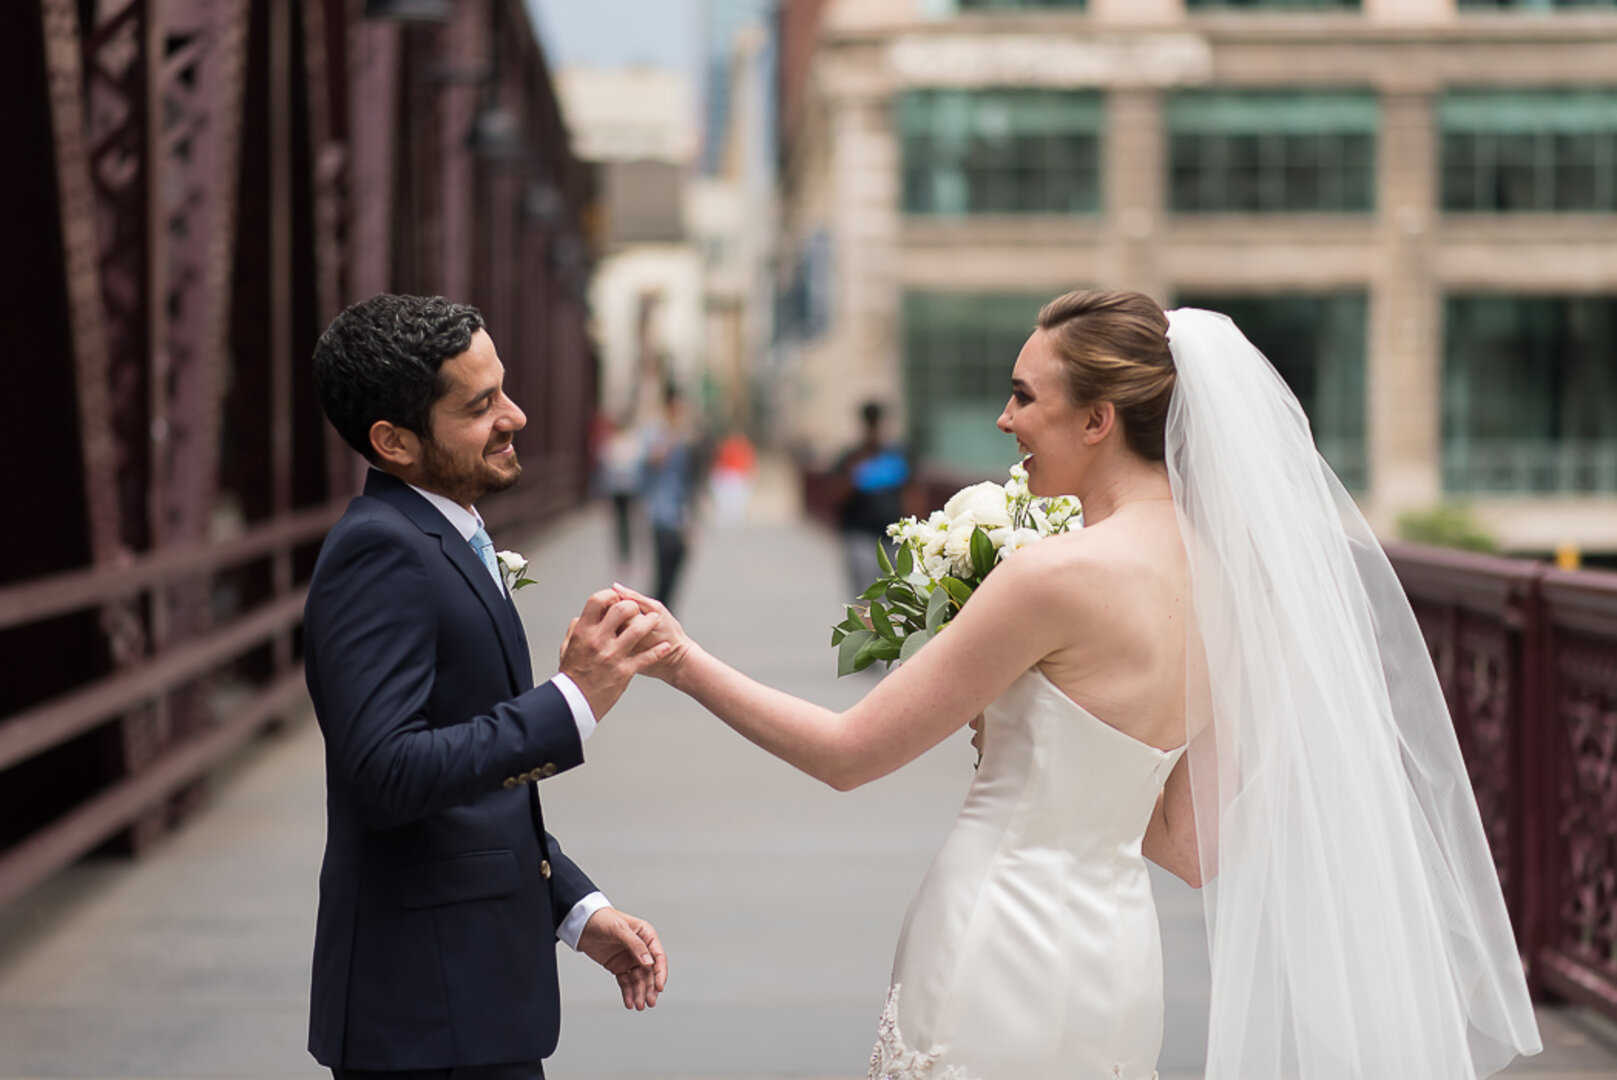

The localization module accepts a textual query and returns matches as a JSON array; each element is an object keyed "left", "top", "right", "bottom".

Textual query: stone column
[
  {"left": 1368, "top": 89, "right": 1443, "bottom": 528},
  {"left": 1104, "top": 89, "right": 1168, "bottom": 303},
  {"left": 1365, "top": 0, "right": 1455, "bottom": 27},
  {"left": 1091, "top": 0, "right": 1183, "bottom": 27},
  {"left": 824, "top": 85, "right": 903, "bottom": 452}
]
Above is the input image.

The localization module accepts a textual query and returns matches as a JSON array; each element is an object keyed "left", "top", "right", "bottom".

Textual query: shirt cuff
[
  {"left": 556, "top": 890, "right": 612, "bottom": 950},
  {"left": 549, "top": 673, "right": 598, "bottom": 744}
]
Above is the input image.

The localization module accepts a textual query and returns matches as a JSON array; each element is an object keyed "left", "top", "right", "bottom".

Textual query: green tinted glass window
[
  {"left": 1175, "top": 293, "right": 1368, "bottom": 489},
  {"left": 1458, "top": 1, "right": 1617, "bottom": 9},
  {"left": 1440, "top": 90, "right": 1617, "bottom": 212},
  {"left": 1443, "top": 296, "right": 1617, "bottom": 493},
  {"left": 903, "top": 292, "right": 1048, "bottom": 473},
  {"left": 899, "top": 90, "right": 1103, "bottom": 216},
  {"left": 1168, "top": 91, "right": 1377, "bottom": 213}
]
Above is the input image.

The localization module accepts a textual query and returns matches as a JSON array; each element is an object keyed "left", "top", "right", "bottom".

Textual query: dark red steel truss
[
  {"left": 0, "top": 0, "right": 598, "bottom": 909},
  {"left": 1390, "top": 544, "right": 1617, "bottom": 1023}
]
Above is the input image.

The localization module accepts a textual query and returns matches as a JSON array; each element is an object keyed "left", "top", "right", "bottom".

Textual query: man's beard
[{"left": 418, "top": 436, "right": 522, "bottom": 507}]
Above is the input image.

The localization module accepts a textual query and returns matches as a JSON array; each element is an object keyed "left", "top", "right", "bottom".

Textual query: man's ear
[
  {"left": 1081, "top": 401, "right": 1116, "bottom": 446},
  {"left": 370, "top": 420, "right": 421, "bottom": 470}
]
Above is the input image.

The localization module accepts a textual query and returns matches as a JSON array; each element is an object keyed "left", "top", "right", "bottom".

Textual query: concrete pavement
[{"left": 1, "top": 463, "right": 1612, "bottom": 1078}]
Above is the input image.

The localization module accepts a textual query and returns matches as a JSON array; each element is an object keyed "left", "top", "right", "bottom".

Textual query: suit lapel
[{"left": 366, "top": 471, "right": 531, "bottom": 692}]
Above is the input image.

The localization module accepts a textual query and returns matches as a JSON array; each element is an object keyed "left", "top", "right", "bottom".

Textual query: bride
[{"left": 616, "top": 289, "right": 1542, "bottom": 1079}]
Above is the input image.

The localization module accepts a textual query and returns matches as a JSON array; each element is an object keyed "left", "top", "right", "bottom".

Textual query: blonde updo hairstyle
[{"left": 1036, "top": 289, "right": 1176, "bottom": 463}]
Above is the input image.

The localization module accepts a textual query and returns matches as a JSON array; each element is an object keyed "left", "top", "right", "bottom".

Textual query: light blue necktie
[{"left": 468, "top": 525, "right": 503, "bottom": 591}]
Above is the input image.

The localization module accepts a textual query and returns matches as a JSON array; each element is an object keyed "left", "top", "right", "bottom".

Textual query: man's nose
[{"left": 502, "top": 398, "right": 527, "bottom": 431}]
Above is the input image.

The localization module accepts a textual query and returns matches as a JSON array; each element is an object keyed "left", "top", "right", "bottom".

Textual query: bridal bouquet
[{"left": 832, "top": 461, "right": 1079, "bottom": 676}]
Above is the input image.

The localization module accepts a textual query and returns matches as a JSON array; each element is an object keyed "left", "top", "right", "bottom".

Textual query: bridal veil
[{"left": 1162, "top": 308, "right": 1542, "bottom": 1078}]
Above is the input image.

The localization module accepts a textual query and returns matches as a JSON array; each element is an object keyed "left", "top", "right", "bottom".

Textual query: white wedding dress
[{"left": 870, "top": 667, "right": 1184, "bottom": 1080}]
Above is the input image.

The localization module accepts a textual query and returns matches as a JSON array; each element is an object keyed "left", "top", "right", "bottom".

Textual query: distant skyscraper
[{"left": 702, "top": 0, "right": 774, "bottom": 173}]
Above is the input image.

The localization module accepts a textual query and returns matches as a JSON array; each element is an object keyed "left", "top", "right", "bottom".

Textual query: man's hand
[
  {"left": 608, "top": 583, "right": 695, "bottom": 684},
  {"left": 559, "top": 590, "right": 669, "bottom": 719},
  {"left": 577, "top": 907, "right": 668, "bottom": 1011}
]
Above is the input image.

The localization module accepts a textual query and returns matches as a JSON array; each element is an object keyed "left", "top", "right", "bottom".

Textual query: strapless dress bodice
[{"left": 871, "top": 668, "right": 1184, "bottom": 1080}]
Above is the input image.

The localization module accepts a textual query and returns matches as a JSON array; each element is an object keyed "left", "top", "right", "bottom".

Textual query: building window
[
  {"left": 903, "top": 292, "right": 1048, "bottom": 472},
  {"left": 1458, "top": 0, "right": 1617, "bottom": 9},
  {"left": 1168, "top": 91, "right": 1377, "bottom": 213},
  {"left": 1176, "top": 293, "right": 1369, "bottom": 489},
  {"left": 1444, "top": 296, "right": 1617, "bottom": 494},
  {"left": 1440, "top": 90, "right": 1617, "bottom": 212},
  {"left": 1186, "top": 0, "right": 1360, "bottom": 8},
  {"left": 899, "top": 90, "right": 1102, "bottom": 216}
]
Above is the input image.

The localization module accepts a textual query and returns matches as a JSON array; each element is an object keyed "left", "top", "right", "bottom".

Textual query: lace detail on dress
[{"left": 867, "top": 984, "right": 974, "bottom": 1080}]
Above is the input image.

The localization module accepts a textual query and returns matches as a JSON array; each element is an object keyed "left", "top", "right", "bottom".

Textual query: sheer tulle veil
[{"left": 1162, "top": 308, "right": 1542, "bottom": 1078}]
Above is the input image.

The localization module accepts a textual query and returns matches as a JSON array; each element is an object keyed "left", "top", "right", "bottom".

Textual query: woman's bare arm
[
  {"left": 615, "top": 540, "right": 1091, "bottom": 790},
  {"left": 1142, "top": 753, "right": 1201, "bottom": 887}
]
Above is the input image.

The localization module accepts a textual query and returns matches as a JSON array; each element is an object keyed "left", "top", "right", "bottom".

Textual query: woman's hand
[{"left": 610, "top": 583, "right": 696, "bottom": 683}]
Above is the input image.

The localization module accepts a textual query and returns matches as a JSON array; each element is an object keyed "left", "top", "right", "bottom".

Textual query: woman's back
[{"left": 1029, "top": 501, "right": 1189, "bottom": 754}]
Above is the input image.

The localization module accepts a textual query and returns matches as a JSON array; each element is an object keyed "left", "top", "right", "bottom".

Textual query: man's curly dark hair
[{"left": 312, "top": 293, "right": 486, "bottom": 462}]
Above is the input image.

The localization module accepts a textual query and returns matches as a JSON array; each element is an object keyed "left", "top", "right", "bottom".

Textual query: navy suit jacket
[{"left": 304, "top": 470, "right": 595, "bottom": 1070}]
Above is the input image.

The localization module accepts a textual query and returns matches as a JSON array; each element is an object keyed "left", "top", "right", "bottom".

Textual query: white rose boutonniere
[{"left": 496, "top": 550, "right": 536, "bottom": 592}]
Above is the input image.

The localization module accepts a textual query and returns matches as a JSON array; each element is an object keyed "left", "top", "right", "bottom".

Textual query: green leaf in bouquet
[
  {"left": 842, "top": 604, "right": 868, "bottom": 631},
  {"left": 969, "top": 526, "right": 996, "bottom": 580},
  {"left": 899, "top": 627, "right": 933, "bottom": 663},
  {"left": 853, "top": 633, "right": 900, "bottom": 672},
  {"left": 884, "top": 585, "right": 925, "bottom": 622},
  {"left": 838, "top": 629, "right": 878, "bottom": 677},
  {"left": 868, "top": 600, "right": 898, "bottom": 642},
  {"left": 832, "top": 626, "right": 847, "bottom": 646},
  {"left": 861, "top": 579, "right": 890, "bottom": 601},
  {"left": 894, "top": 542, "right": 914, "bottom": 579},
  {"left": 876, "top": 538, "right": 894, "bottom": 577},
  {"left": 941, "top": 575, "right": 975, "bottom": 609},
  {"left": 925, "top": 586, "right": 951, "bottom": 633}
]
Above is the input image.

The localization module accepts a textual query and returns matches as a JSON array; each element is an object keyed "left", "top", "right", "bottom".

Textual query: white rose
[
  {"left": 943, "top": 520, "right": 981, "bottom": 577},
  {"left": 496, "top": 549, "right": 533, "bottom": 591},
  {"left": 922, "top": 551, "right": 952, "bottom": 580},
  {"left": 996, "top": 527, "right": 1043, "bottom": 561},
  {"left": 943, "top": 481, "right": 1012, "bottom": 530}
]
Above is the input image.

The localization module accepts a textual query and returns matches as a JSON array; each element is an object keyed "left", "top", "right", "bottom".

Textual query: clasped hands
[
  {"left": 555, "top": 592, "right": 678, "bottom": 1010},
  {"left": 557, "top": 587, "right": 693, "bottom": 714}
]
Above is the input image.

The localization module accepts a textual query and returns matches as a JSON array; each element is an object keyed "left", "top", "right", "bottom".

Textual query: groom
[{"left": 303, "top": 293, "right": 669, "bottom": 1079}]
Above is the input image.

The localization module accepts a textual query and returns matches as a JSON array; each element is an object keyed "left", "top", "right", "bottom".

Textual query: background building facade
[{"left": 776, "top": 0, "right": 1617, "bottom": 552}]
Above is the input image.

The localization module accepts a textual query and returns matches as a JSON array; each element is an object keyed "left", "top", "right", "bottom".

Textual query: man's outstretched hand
[
  {"left": 559, "top": 590, "right": 670, "bottom": 719},
  {"left": 577, "top": 907, "right": 668, "bottom": 1011}
]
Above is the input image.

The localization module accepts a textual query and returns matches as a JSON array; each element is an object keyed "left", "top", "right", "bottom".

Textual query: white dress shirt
[{"left": 407, "top": 479, "right": 611, "bottom": 949}]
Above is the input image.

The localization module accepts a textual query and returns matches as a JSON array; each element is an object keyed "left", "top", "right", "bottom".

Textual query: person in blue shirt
[{"left": 832, "top": 401, "right": 913, "bottom": 601}]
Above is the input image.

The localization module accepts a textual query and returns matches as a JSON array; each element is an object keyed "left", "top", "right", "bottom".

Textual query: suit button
[
  {"left": 539, "top": 860, "right": 552, "bottom": 880},
  {"left": 523, "top": 768, "right": 541, "bottom": 783},
  {"left": 540, "top": 762, "right": 558, "bottom": 779},
  {"left": 502, "top": 777, "right": 518, "bottom": 789}
]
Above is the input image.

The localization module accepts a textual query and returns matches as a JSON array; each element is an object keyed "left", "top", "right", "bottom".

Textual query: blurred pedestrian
[
  {"left": 596, "top": 416, "right": 647, "bottom": 569},
  {"left": 709, "top": 430, "right": 756, "bottom": 529},
  {"left": 832, "top": 401, "right": 912, "bottom": 600},
  {"left": 644, "top": 383, "right": 695, "bottom": 610}
]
